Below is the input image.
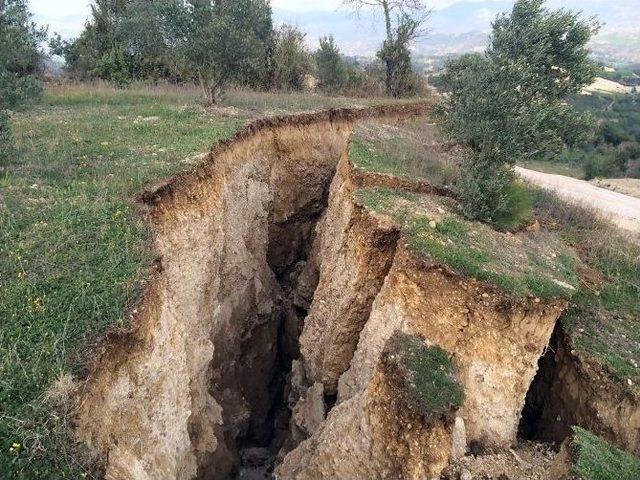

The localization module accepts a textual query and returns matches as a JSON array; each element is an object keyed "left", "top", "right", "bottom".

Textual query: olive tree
[
  {"left": 343, "top": 0, "right": 428, "bottom": 96},
  {"left": 272, "top": 25, "right": 312, "bottom": 91},
  {"left": 0, "top": 0, "right": 46, "bottom": 164},
  {"left": 176, "top": 0, "right": 273, "bottom": 104},
  {"left": 442, "top": 0, "right": 600, "bottom": 228}
]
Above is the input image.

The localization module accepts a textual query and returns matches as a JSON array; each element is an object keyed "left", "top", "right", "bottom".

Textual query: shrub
[
  {"left": 92, "top": 47, "right": 132, "bottom": 87},
  {"left": 492, "top": 181, "right": 534, "bottom": 231},
  {"left": 583, "top": 149, "right": 623, "bottom": 180},
  {"left": 272, "top": 25, "right": 313, "bottom": 91},
  {"left": 456, "top": 154, "right": 532, "bottom": 231},
  {"left": 0, "top": 110, "right": 11, "bottom": 167},
  {"left": 315, "top": 36, "right": 348, "bottom": 94}
]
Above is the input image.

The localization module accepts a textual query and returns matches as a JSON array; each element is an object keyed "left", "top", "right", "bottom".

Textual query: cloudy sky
[
  {"left": 31, "top": 0, "right": 640, "bottom": 55},
  {"left": 29, "top": 0, "right": 506, "bottom": 38}
]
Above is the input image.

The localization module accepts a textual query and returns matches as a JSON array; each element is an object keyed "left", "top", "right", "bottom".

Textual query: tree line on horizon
[
  {"left": 2, "top": 0, "right": 607, "bottom": 230},
  {"left": 48, "top": 0, "right": 430, "bottom": 104}
]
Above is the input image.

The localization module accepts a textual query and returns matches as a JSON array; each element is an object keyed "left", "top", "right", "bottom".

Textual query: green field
[
  {"left": 0, "top": 84, "right": 250, "bottom": 477},
  {"left": 2, "top": 83, "right": 639, "bottom": 478}
]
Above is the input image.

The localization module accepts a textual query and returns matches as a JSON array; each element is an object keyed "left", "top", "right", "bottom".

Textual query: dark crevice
[
  {"left": 323, "top": 393, "right": 337, "bottom": 413},
  {"left": 518, "top": 322, "right": 572, "bottom": 446},
  {"left": 231, "top": 187, "right": 330, "bottom": 479}
]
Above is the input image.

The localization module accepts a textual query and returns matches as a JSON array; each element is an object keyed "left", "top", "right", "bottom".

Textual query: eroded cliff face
[
  {"left": 298, "top": 156, "right": 401, "bottom": 396},
  {"left": 74, "top": 105, "right": 430, "bottom": 480},
  {"left": 521, "top": 324, "right": 640, "bottom": 456},
  {"left": 277, "top": 349, "right": 454, "bottom": 480},
  {"left": 75, "top": 103, "right": 637, "bottom": 480},
  {"left": 336, "top": 249, "right": 566, "bottom": 447}
]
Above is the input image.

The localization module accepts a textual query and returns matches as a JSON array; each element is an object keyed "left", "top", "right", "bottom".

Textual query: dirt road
[{"left": 516, "top": 167, "right": 640, "bottom": 236}]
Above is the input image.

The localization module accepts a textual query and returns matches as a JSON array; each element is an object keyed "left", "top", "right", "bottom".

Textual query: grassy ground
[
  {"left": 0, "top": 84, "right": 245, "bottom": 478},
  {"left": 350, "top": 119, "right": 460, "bottom": 188},
  {"left": 533, "top": 190, "right": 640, "bottom": 385},
  {"left": 571, "top": 427, "right": 640, "bottom": 480},
  {"left": 49, "top": 81, "right": 408, "bottom": 115},
  {"left": 356, "top": 187, "right": 580, "bottom": 300},
  {"left": 352, "top": 125, "right": 639, "bottom": 387}
]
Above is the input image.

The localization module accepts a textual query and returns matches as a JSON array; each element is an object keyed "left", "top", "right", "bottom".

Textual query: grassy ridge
[
  {"left": 356, "top": 187, "right": 579, "bottom": 300},
  {"left": 532, "top": 190, "right": 640, "bottom": 385},
  {"left": 350, "top": 122, "right": 459, "bottom": 188},
  {"left": 571, "top": 427, "right": 640, "bottom": 480},
  {"left": 0, "top": 85, "right": 243, "bottom": 478}
]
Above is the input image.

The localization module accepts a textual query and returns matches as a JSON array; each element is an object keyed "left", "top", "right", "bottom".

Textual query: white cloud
[
  {"left": 272, "top": 0, "right": 343, "bottom": 11},
  {"left": 31, "top": 0, "right": 91, "bottom": 38}
]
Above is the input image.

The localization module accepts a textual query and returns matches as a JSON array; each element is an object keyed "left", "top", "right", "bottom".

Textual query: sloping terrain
[
  {"left": 6, "top": 87, "right": 636, "bottom": 479},
  {"left": 71, "top": 103, "right": 640, "bottom": 480}
]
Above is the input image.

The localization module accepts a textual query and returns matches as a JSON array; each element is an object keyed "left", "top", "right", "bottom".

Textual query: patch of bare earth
[{"left": 591, "top": 177, "right": 640, "bottom": 200}]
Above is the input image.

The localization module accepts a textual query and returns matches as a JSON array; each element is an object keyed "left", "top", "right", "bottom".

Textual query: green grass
[
  {"left": 356, "top": 186, "right": 417, "bottom": 213},
  {"left": 385, "top": 333, "right": 464, "bottom": 417},
  {"left": 533, "top": 189, "right": 640, "bottom": 385},
  {"left": 223, "top": 86, "right": 410, "bottom": 113},
  {"left": 0, "top": 84, "right": 244, "bottom": 478},
  {"left": 571, "top": 427, "right": 640, "bottom": 480},
  {"left": 349, "top": 124, "right": 459, "bottom": 188},
  {"left": 356, "top": 187, "right": 579, "bottom": 300}
]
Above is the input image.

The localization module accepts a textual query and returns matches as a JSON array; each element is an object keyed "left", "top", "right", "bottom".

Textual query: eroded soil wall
[
  {"left": 299, "top": 156, "right": 401, "bottom": 395},
  {"left": 75, "top": 105, "right": 429, "bottom": 480},
  {"left": 520, "top": 324, "right": 640, "bottom": 456},
  {"left": 278, "top": 161, "right": 567, "bottom": 478}
]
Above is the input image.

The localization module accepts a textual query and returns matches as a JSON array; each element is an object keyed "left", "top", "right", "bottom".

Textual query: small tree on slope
[
  {"left": 343, "top": 0, "right": 428, "bottom": 97},
  {"left": 316, "top": 36, "right": 348, "bottom": 94},
  {"left": 0, "top": 0, "right": 45, "bottom": 165},
  {"left": 442, "top": 0, "right": 600, "bottom": 228}
]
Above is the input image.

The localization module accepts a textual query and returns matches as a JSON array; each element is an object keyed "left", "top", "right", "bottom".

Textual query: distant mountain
[{"left": 273, "top": 0, "right": 640, "bottom": 63}]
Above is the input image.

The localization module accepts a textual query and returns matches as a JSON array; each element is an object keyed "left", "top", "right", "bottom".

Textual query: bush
[
  {"left": 272, "top": 25, "right": 312, "bottom": 91},
  {"left": 92, "top": 47, "right": 132, "bottom": 87},
  {"left": 457, "top": 156, "right": 532, "bottom": 231},
  {"left": 583, "top": 149, "right": 623, "bottom": 180},
  {"left": 492, "top": 181, "right": 534, "bottom": 231},
  {"left": 315, "top": 36, "right": 347, "bottom": 94}
]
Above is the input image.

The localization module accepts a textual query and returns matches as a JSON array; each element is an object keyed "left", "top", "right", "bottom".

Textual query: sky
[
  {"left": 30, "top": 0, "right": 498, "bottom": 39},
  {"left": 31, "top": 0, "right": 640, "bottom": 56}
]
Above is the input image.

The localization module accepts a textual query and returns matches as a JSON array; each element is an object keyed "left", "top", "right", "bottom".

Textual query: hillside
[{"left": 3, "top": 84, "right": 638, "bottom": 479}]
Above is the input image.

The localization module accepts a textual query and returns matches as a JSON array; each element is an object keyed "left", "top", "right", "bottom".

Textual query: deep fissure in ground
[
  {"left": 519, "top": 322, "right": 575, "bottom": 446},
  {"left": 221, "top": 194, "right": 581, "bottom": 478},
  {"left": 227, "top": 187, "right": 332, "bottom": 478}
]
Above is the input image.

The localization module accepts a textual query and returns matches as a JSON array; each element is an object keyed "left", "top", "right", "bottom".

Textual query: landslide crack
[{"left": 232, "top": 183, "right": 330, "bottom": 479}]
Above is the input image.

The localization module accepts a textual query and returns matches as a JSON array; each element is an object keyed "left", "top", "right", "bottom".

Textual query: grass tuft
[
  {"left": 571, "top": 426, "right": 640, "bottom": 480},
  {"left": 385, "top": 332, "right": 464, "bottom": 417}
]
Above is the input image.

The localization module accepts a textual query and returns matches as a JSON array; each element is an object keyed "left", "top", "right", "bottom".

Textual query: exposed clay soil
[
  {"left": 74, "top": 104, "right": 638, "bottom": 480},
  {"left": 443, "top": 442, "right": 557, "bottom": 480}
]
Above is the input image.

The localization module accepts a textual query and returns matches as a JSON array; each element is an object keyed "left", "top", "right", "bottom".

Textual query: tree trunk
[
  {"left": 382, "top": 0, "right": 395, "bottom": 96},
  {"left": 382, "top": 0, "right": 393, "bottom": 43},
  {"left": 198, "top": 70, "right": 216, "bottom": 106}
]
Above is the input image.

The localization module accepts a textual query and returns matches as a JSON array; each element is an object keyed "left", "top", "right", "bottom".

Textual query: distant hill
[{"left": 273, "top": 0, "right": 640, "bottom": 63}]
